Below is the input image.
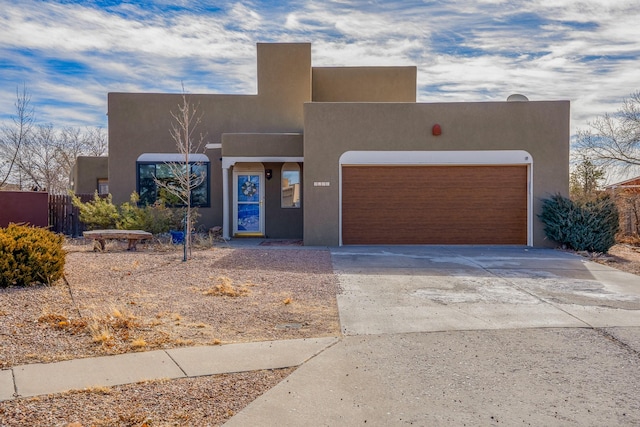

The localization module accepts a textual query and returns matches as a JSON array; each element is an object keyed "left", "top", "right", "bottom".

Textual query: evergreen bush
[
  {"left": 539, "top": 194, "right": 619, "bottom": 253},
  {"left": 71, "top": 192, "right": 199, "bottom": 236},
  {"left": 118, "top": 193, "right": 174, "bottom": 234},
  {"left": 72, "top": 191, "right": 119, "bottom": 230},
  {"left": 0, "top": 224, "right": 66, "bottom": 287}
]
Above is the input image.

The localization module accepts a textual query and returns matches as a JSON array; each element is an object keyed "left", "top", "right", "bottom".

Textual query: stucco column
[{"left": 222, "top": 166, "right": 230, "bottom": 240}]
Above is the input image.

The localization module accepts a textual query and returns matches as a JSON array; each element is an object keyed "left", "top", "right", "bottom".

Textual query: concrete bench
[{"left": 83, "top": 230, "right": 153, "bottom": 251}]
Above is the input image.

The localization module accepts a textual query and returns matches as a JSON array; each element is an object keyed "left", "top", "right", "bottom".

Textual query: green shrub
[
  {"left": 539, "top": 194, "right": 619, "bottom": 253},
  {"left": 118, "top": 193, "right": 174, "bottom": 234},
  {"left": 0, "top": 224, "right": 66, "bottom": 287},
  {"left": 71, "top": 192, "right": 199, "bottom": 235},
  {"left": 72, "top": 191, "right": 119, "bottom": 230}
]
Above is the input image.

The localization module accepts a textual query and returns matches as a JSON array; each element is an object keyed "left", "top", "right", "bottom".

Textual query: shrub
[
  {"left": 539, "top": 194, "right": 619, "bottom": 253},
  {"left": 0, "top": 224, "right": 66, "bottom": 287},
  {"left": 118, "top": 193, "right": 174, "bottom": 234},
  {"left": 72, "top": 191, "right": 119, "bottom": 230},
  {"left": 72, "top": 191, "right": 200, "bottom": 235}
]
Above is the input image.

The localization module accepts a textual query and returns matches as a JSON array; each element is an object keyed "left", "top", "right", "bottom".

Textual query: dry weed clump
[
  {"left": 202, "top": 276, "right": 252, "bottom": 297},
  {"left": 36, "top": 306, "right": 184, "bottom": 354},
  {"left": 130, "top": 337, "right": 148, "bottom": 349},
  {"left": 87, "top": 308, "right": 142, "bottom": 350},
  {"left": 38, "top": 312, "right": 87, "bottom": 334},
  {"left": 62, "top": 386, "right": 113, "bottom": 396}
]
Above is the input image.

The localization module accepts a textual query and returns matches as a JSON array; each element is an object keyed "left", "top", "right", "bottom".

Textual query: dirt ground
[
  {"left": 0, "top": 243, "right": 340, "bottom": 369},
  {"left": 1, "top": 240, "right": 638, "bottom": 426},
  {"left": 0, "top": 241, "right": 339, "bottom": 426},
  {"left": 589, "top": 243, "right": 640, "bottom": 275}
]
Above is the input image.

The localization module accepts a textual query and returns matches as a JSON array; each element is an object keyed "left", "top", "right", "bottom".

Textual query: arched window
[{"left": 281, "top": 162, "right": 301, "bottom": 208}]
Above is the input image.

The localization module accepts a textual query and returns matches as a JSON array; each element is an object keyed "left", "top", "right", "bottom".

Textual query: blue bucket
[{"left": 170, "top": 230, "right": 184, "bottom": 244}]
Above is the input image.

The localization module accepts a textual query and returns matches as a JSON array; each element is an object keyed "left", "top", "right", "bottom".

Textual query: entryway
[{"left": 233, "top": 163, "right": 265, "bottom": 237}]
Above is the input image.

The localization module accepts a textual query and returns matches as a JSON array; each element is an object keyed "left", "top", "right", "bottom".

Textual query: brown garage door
[{"left": 342, "top": 165, "right": 528, "bottom": 245}]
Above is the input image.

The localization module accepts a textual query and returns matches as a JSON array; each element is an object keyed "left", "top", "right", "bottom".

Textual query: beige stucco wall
[
  {"left": 108, "top": 43, "right": 312, "bottom": 230},
  {"left": 303, "top": 101, "right": 570, "bottom": 247},
  {"left": 72, "top": 156, "right": 108, "bottom": 194},
  {"left": 312, "top": 67, "right": 417, "bottom": 102},
  {"left": 221, "top": 133, "right": 303, "bottom": 157}
]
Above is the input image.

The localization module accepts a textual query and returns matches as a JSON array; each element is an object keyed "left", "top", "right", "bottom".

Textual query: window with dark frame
[{"left": 136, "top": 161, "right": 210, "bottom": 207}]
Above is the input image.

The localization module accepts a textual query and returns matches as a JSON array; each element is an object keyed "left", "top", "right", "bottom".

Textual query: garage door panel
[{"left": 342, "top": 165, "right": 527, "bottom": 245}]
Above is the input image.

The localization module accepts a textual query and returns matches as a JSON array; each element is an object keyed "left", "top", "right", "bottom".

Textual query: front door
[{"left": 233, "top": 171, "right": 264, "bottom": 236}]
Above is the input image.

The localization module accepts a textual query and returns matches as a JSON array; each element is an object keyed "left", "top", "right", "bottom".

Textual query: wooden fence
[{"left": 48, "top": 194, "right": 96, "bottom": 236}]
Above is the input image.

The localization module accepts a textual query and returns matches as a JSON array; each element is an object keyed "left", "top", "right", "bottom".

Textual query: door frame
[
  {"left": 232, "top": 163, "right": 265, "bottom": 237},
  {"left": 220, "top": 156, "right": 303, "bottom": 240}
]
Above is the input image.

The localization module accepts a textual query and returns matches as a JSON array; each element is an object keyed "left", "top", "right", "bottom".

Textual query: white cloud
[
  {"left": 227, "top": 2, "right": 263, "bottom": 31},
  {"left": 0, "top": 0, "right": 638, "bottom": 138}
]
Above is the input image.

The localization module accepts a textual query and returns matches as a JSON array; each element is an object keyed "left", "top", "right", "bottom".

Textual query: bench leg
[
  {"left": 127, "top": 239, "right": 137, "bottom": 251},
  {"left": 93, "top": 239, "right": 106, "bottom": 252}
]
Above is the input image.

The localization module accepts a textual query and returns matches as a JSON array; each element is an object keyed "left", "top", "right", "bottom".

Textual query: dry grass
[
  {"left": 38, "top": 312, "right": 87, "bottom": 335},
  {"left": 202, "top": 275, "right": 252, "bottom": 297},
  {"left": 0, "top": 245, "right": 340, "bottom": 369}
]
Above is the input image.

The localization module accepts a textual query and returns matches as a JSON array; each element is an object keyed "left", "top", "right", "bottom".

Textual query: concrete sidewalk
[{"left": 0, "top": 337, "right": 338, "bottom": 401}]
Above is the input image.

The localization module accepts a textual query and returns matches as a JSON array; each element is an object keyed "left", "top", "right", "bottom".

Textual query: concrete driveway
[{"left": 226, "top": 246, "right": 640, "bottom": 426}]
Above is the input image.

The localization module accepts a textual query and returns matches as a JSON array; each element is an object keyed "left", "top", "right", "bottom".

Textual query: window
[
  {"left": 136, "top": 154, "right": 210, "bottom": 207},
  {"left": 281, "top": 162, "right": 301, "bottom": 208},
  {"left": 97, "top": 178, "right": 109, "bottom": 195}
]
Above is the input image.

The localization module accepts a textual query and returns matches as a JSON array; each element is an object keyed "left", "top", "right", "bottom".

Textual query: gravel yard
[
  {"left": 593, "top": 243, "right": 640, "bottom": 275},
  {"left": 0, "top": 241, "right": 340, "bottom": 426},
  {"left": 1, "top": 240, "right": 638, "bottom": 426}
]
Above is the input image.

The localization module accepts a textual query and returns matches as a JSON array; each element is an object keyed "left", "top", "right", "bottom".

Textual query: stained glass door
[{"left": 234, "top": 173, "right": 264, "bottom": 236}]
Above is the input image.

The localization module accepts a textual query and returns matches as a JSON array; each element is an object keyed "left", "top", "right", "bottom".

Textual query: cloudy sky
[{"left": 1, "top": 0, "right": 639, "bottom": 136}]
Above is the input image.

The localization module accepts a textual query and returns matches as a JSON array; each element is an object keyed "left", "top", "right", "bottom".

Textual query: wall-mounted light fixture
[
  {"left": 265, "top": 169, "right": 273, "bottom": 180},
  {"left": 432, "top": 124, "right": 442, "bottom": 136}
]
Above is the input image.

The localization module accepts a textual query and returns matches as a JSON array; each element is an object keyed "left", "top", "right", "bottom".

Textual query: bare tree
[
  {"left": 154, "top": 90, "right": 206, "bottom": 261},
  {"left": 55, "top": 126, "right": 108, "bottom": 193},
  {"left": 16, "top": 124, "right": 63, "bottom": 191},
  {"left": 0, "top": 84, "right": 107, "bottom": 193},
  {"left": 56, "top": 126, "right": 107, "bottom": 176},
  {"left": 575, "top": 91, "right": 640, "bottom": 173},
  {"left": 0, "top": 85, "right": 34, "bottom": 188}
]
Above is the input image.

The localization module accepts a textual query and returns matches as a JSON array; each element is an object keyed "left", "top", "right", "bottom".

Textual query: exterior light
[{"left": 432, "top": 124, "right": 442, "bottom": 136}]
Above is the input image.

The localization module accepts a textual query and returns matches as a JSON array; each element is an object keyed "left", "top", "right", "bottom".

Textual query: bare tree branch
[
  {"left": 575, "top": 91, "right": 640, "bottom": 173},
  {"left": 0, "top": 85, "right": 108, "bottom": 193},
  {"left": 0, "top": 84, "right": 34, "bottom": 188}
]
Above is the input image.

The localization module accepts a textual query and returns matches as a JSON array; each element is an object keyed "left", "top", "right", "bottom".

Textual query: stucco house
[
  {"left": 70, "top": 156, "right": 109, "bottom": 195},
  {"left": 103, "top": 42, "right": 569, "bottom": 247},
  {"left": 606, "top": 175, "right": 640, "bottom": 238}
]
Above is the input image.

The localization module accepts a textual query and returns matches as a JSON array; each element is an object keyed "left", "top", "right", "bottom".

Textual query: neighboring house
[
  {"left": 104, "top": 42, "right": 569, "bottom": 247},
  {"left": 70, "top": 156, "right": 109, "bottom": 195},
  {"left": 606, "top": 176, "right": 640, "bottom": 237}
]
